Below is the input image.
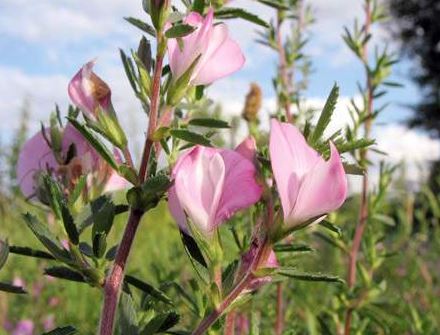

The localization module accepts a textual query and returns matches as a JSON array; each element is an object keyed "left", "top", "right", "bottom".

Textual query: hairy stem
[
  {"left": 275, "top": 283, "right": 284, "bottom": 335},
  {"left": 224, "top": 311, "right": 236, "bottom": 335},
  {"left": 99, "top": 31, "right": 166, "bottom": 335},
  {"left": 99, "top": 209, "right": 144, "bottom": 335},
  {"left": 345, "top": 2, "right": 372, "bottom": 334}
]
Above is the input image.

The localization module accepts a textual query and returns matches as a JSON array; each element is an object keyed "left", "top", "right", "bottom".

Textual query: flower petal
[
  {"left": 192, "top": 25, "right": 245, "bottom": 85},
  {"left": 289, "top": 142, "right": 348, "bottom": 225},
  {"left": 214, "top": 149, "right": 262, "bottom": 224},
  {"left": 269, "top": 119, "right": 320, "bottom": 220},
  {"left": 235, "top": 136, "right": 257, "bottom": 162},
  {"left": 68, "top": 60, "right": 97, "bottom": 116}
]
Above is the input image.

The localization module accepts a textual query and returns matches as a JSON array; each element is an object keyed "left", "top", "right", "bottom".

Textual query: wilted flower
[
  {"left": 16, "top": 123, "right": 126, "bottom": 199},
  {"left": 242, "top": 83, "right": 262, "bottom": 123},
  {"left": 241, "top": 241, "right": 278, "bottom": 291},
  {"left": 167, "top": 8, "right": 245, "bottom": 86},
  {"left": 269, "top": 119, "right": 347, "bottom": 227},
  {"left": 168, "top": 138, "right": 262, "bottom": 236},
  {"left": 68, "top": 60, "right": 111, "bottom": 120}
]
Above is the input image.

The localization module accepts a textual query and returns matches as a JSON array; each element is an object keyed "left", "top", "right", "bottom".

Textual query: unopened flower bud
[{"left": 242, "top": 83, "right": 262, "bottom": 123}]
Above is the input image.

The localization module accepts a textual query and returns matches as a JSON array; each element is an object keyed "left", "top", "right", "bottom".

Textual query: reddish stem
[
  {"left": 345, "top": 3, "right": 372, "bottom": 334},
  {"left": 224, "top": 311, "right": 236, "bottom": 335}
]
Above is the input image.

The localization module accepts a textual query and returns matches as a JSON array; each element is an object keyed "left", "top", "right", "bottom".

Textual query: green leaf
[
  {"left": 91, "top": 196, "right": 116, "bottom": 237},
  {"left": 257, "top": 0, "right": 290, "bottom": 10},
  {"left": 60, "top": 201, "right": 79, "bottom": 245},
  {"left": 141, "top": 312, "right": 180, "bottom": 334},
  {"left": 120, "top": 49, "right": 139, "bottom": 93},
  {"left": 318, "top": 220, "right": 342, "bottom": 237},
  {"left": 118, "top": 292, "right": 139, "bottom": 335},
  {"left": 124, "top": 17, "right": 156, "bottom": 37},
  {"left": 126, "top": 175, "right": 172, "bottom": 211},
  {"left": 215, "top": 8, "right": 269, "bottom": 28},
  {"left": 310, "top": 83, "right": 339, "bottom": 144},
  {"left": 180, "top": 232, "right": 207, "bottom": 268},
  {"left": 67, "top": 118, "right": 119, "bottom": 170},
  {"left": 343, "top": 163, "right": 365, "bottom": 175},
  {"left": 69, "top": 175, "right": 87, "bottom": 205},
  {"left": 42, "top": 326, "right": 78, "bottom": 335},
  {"left": 0, "top": 239, "right": 8, "bottom": 270},
  {"left": 23, "top": 213, "right": 70, "bottom": 262},
  {"left": 170, "top": 129, "right": 211, "bottom": 146},
  {"left": 44, "top": 266, "right": 86, "bottom": 283},
  {"left": 165, "top": 24, "right": 196, "bottom": 38},
  {"left": 0, "top": 282, "right": 27, "bottom": 294},
  {"left": 92, "top": 232, "right": 107, "bottom": 258},
  {"left": 274, "top": 243, "right": 315, "bottom": 253},
  {"left": 188, "top": 118, "right": 230, "bottom": 128},
  {"left": 9, "top": 245, "right": 55, "bottom": 260},
  {"left": 125, "top": 275, "right": 173, "bottom": 305},
  {"left": 277, "top": 268, "right": 345, "bottom": 284},
  {"left": 192, "top": 0, "right": 205, "bottom": 14}
]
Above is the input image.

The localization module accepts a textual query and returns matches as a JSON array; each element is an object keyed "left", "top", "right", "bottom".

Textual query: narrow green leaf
[
  {"left": 92, "top": 232, "right": 107, "bottom": 258},
  {"left": 257, "top": 0, "right": 290, "bottom": 10},
  {"left": 165, "top": 24, "right": 196, "bottom": 38},
  {"left": 180, "top": 232, "right": 207, "bottom": 268},
  {"left": 0, "top": 239, "right": 8, "bottom": 270},
  {"left": 124, "top": 17, "right": 156, "bottom": 37},
  {"left": 23, "top": 213, "right": 70, "bottom": 262},
  {"left": 69, "top": 175, "right": 87, "bottom": 205},
  {"left": 318, "top": 220, "right": 342, "bottom": 237},
  {"left": 67, "top": 118, "right": 119, "bottom": 170},
  {"left": 310, "top": 83, "right": 339, "bottom": 144},
  {"left": 60, "top": 202, "right": 79, "bottom": 245},
  {"left": 125, "top": 275, "right": 173, "bottom": 305},
  {"left": 120, "top": 49, "right": 139, "bottom": 93},
  {"left": 141, "top": 312, "right": 180, "bottom": 334},
  {"left": 277, "top": 268, "right": 345, "bottom": 284},
  {"left": 192, "top": 0, "right": 205, "bottom": 13},
  {"left": 170, "top": 129, "right": 211, "bottom": 146},
  {"left": 42, "top": 326, "right": 78, "bottom": 335},
  {"left": 9, "top": 245, "right": 55, "bottom": 260},
  {"left": 44, "top": 267, "right": 86, "bottom": 283},
  {"left": 215, "top": 8, "right": 269, "bottom": 28},
  {"left": 343, "top": 163, "right": 365, "bottom": 175},
  {"left": 189, "top": 118, "right": 230, "bottom": 128},
  {"left": 0, "top": 282, "right": 27, "bottom": 294},
  {"left": 118, "top": 292, "right": 139, "bottom": 335},
  {"left": 274, "top": 243, "right": 315, "bottom": 253}
]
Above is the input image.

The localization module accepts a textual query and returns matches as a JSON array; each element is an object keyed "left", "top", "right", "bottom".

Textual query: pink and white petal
[
  {"left": 289, "top": 142, "right": 348, "bottom": 225},
  {"left": 16, "top": 129, "right": 57, "bottom": 198},
  {"left": 103, "top": 172, "right": 129, "bottom": 193},
  {"left": 68, "top": 61, "right": 96, "bottom": 116},
  {"left": 235, "top": 136, "right": 257, "bottom": 162},
  {"left": 192, "top": 36, "right": 245, "bottom": 85},
  {"left": 206, "top": 153, "right": 226, "bottom": 230},
  {"left": 214, "top": 149, "right": 262, "bottom": 224},
  {"left": 184, "top": 12, "right": 204, "bottom": 25},
  {"left": 269, "top": 119, "right": 321, "bottom": 220},
  {"left": 168, "top": 185, "right": 188, "bottom": 231}
]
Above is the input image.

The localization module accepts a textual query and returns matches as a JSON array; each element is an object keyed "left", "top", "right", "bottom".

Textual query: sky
[{"left": 0, "top": 0, "right": 439, "bottom": 187}]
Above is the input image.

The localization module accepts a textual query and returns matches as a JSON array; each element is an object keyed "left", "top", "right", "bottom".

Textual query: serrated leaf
[
  {"left": 0, "top": 239, "right": 8, "bottom": 270},
  {"left": 60, "top": 201, "right": 79, "bottom": 245},
  {"left": 9, "top": 245, "right": 55, "bottom": 260},
  {"left": 0, "top": 282, "right": 27, "bottom": 294},
  {"left": 274, "top": 243, "right": 314, "bottom": 253},
  {"left": 44, "top": 266, "right": 86, "bottom": 283},
  {"left": 188, "top": 118, "right": 230, "bottom": 128},
  {"left": 170, "top": 129, "right": 211, "bottom": 146},
  {"left": 118, "top": 292, "right": 139, "bottom": 335},
  {"left": 92, "top": 232, "right": 107, "bottom": 258},
  {"left": 125, "top": 275, "right": 173, "bottom": 305},
  {"left": 141, "top": 312, "right": 180, "bottom": 334},
  {"left": 165, "top": 24, "right": 196, "bottom": 38},
  {"left": 215, "top": 8, "right": 269, "bottom": 28},
  {"left": 42, "top": 326, "right": 78, "bottom": 335},
  {"left": 124, "top": 17, "right": 156, "bottom": 37},
  {"left": 91, "top": 196, "right": 116, "bottom": 237},
  {"left": 23, "top": 213, "right": 70, "bottom": 262},
  {"left": 318, "top": 220, "right": 342, "bottom": 237},
  {"left": 120, "top": 49, "right": 138, "bottom": 93},
  {"left": 310, "top": 84, "right": 339, "bottom": 144},
  {"left": 67, "top": 118, "right": 119, "bottom": 170},
  {"left": 257, "top": 0, "right": 290, "bottom": 10},
  {"left": 277, "top": 268, "right": 344, "bottom": 284}
]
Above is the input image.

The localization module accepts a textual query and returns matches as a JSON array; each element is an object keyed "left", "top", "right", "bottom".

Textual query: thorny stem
[
  {"left": 99, "top": 31, "right": 166, "bottom": 335},
  {"left": 345, "top": 2, "right": 372, "bottom": 334}
]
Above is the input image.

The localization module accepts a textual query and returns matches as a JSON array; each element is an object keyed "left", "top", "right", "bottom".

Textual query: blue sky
[{"left": 0, "top": 0, "right": 438, "bottom": 184}]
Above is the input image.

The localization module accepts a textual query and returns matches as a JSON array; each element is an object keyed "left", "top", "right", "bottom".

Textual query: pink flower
[
  {"left": 68, "top": 60, "right": 111, "bottom": 119},
  {"left": 16, "top": 124, "right": 126, "bottom": 199},
  {"left": 167, "top": 8, "right": 245, "bottom": 85},
  {"left": 168, "top": 140, "right": 262, "bottom": 236},
  {"left": 269, "top": 119, "right": 347, "bottom": 227},
  {"left": 12, "top": 320, "right": 34, "bottom": 335}
]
